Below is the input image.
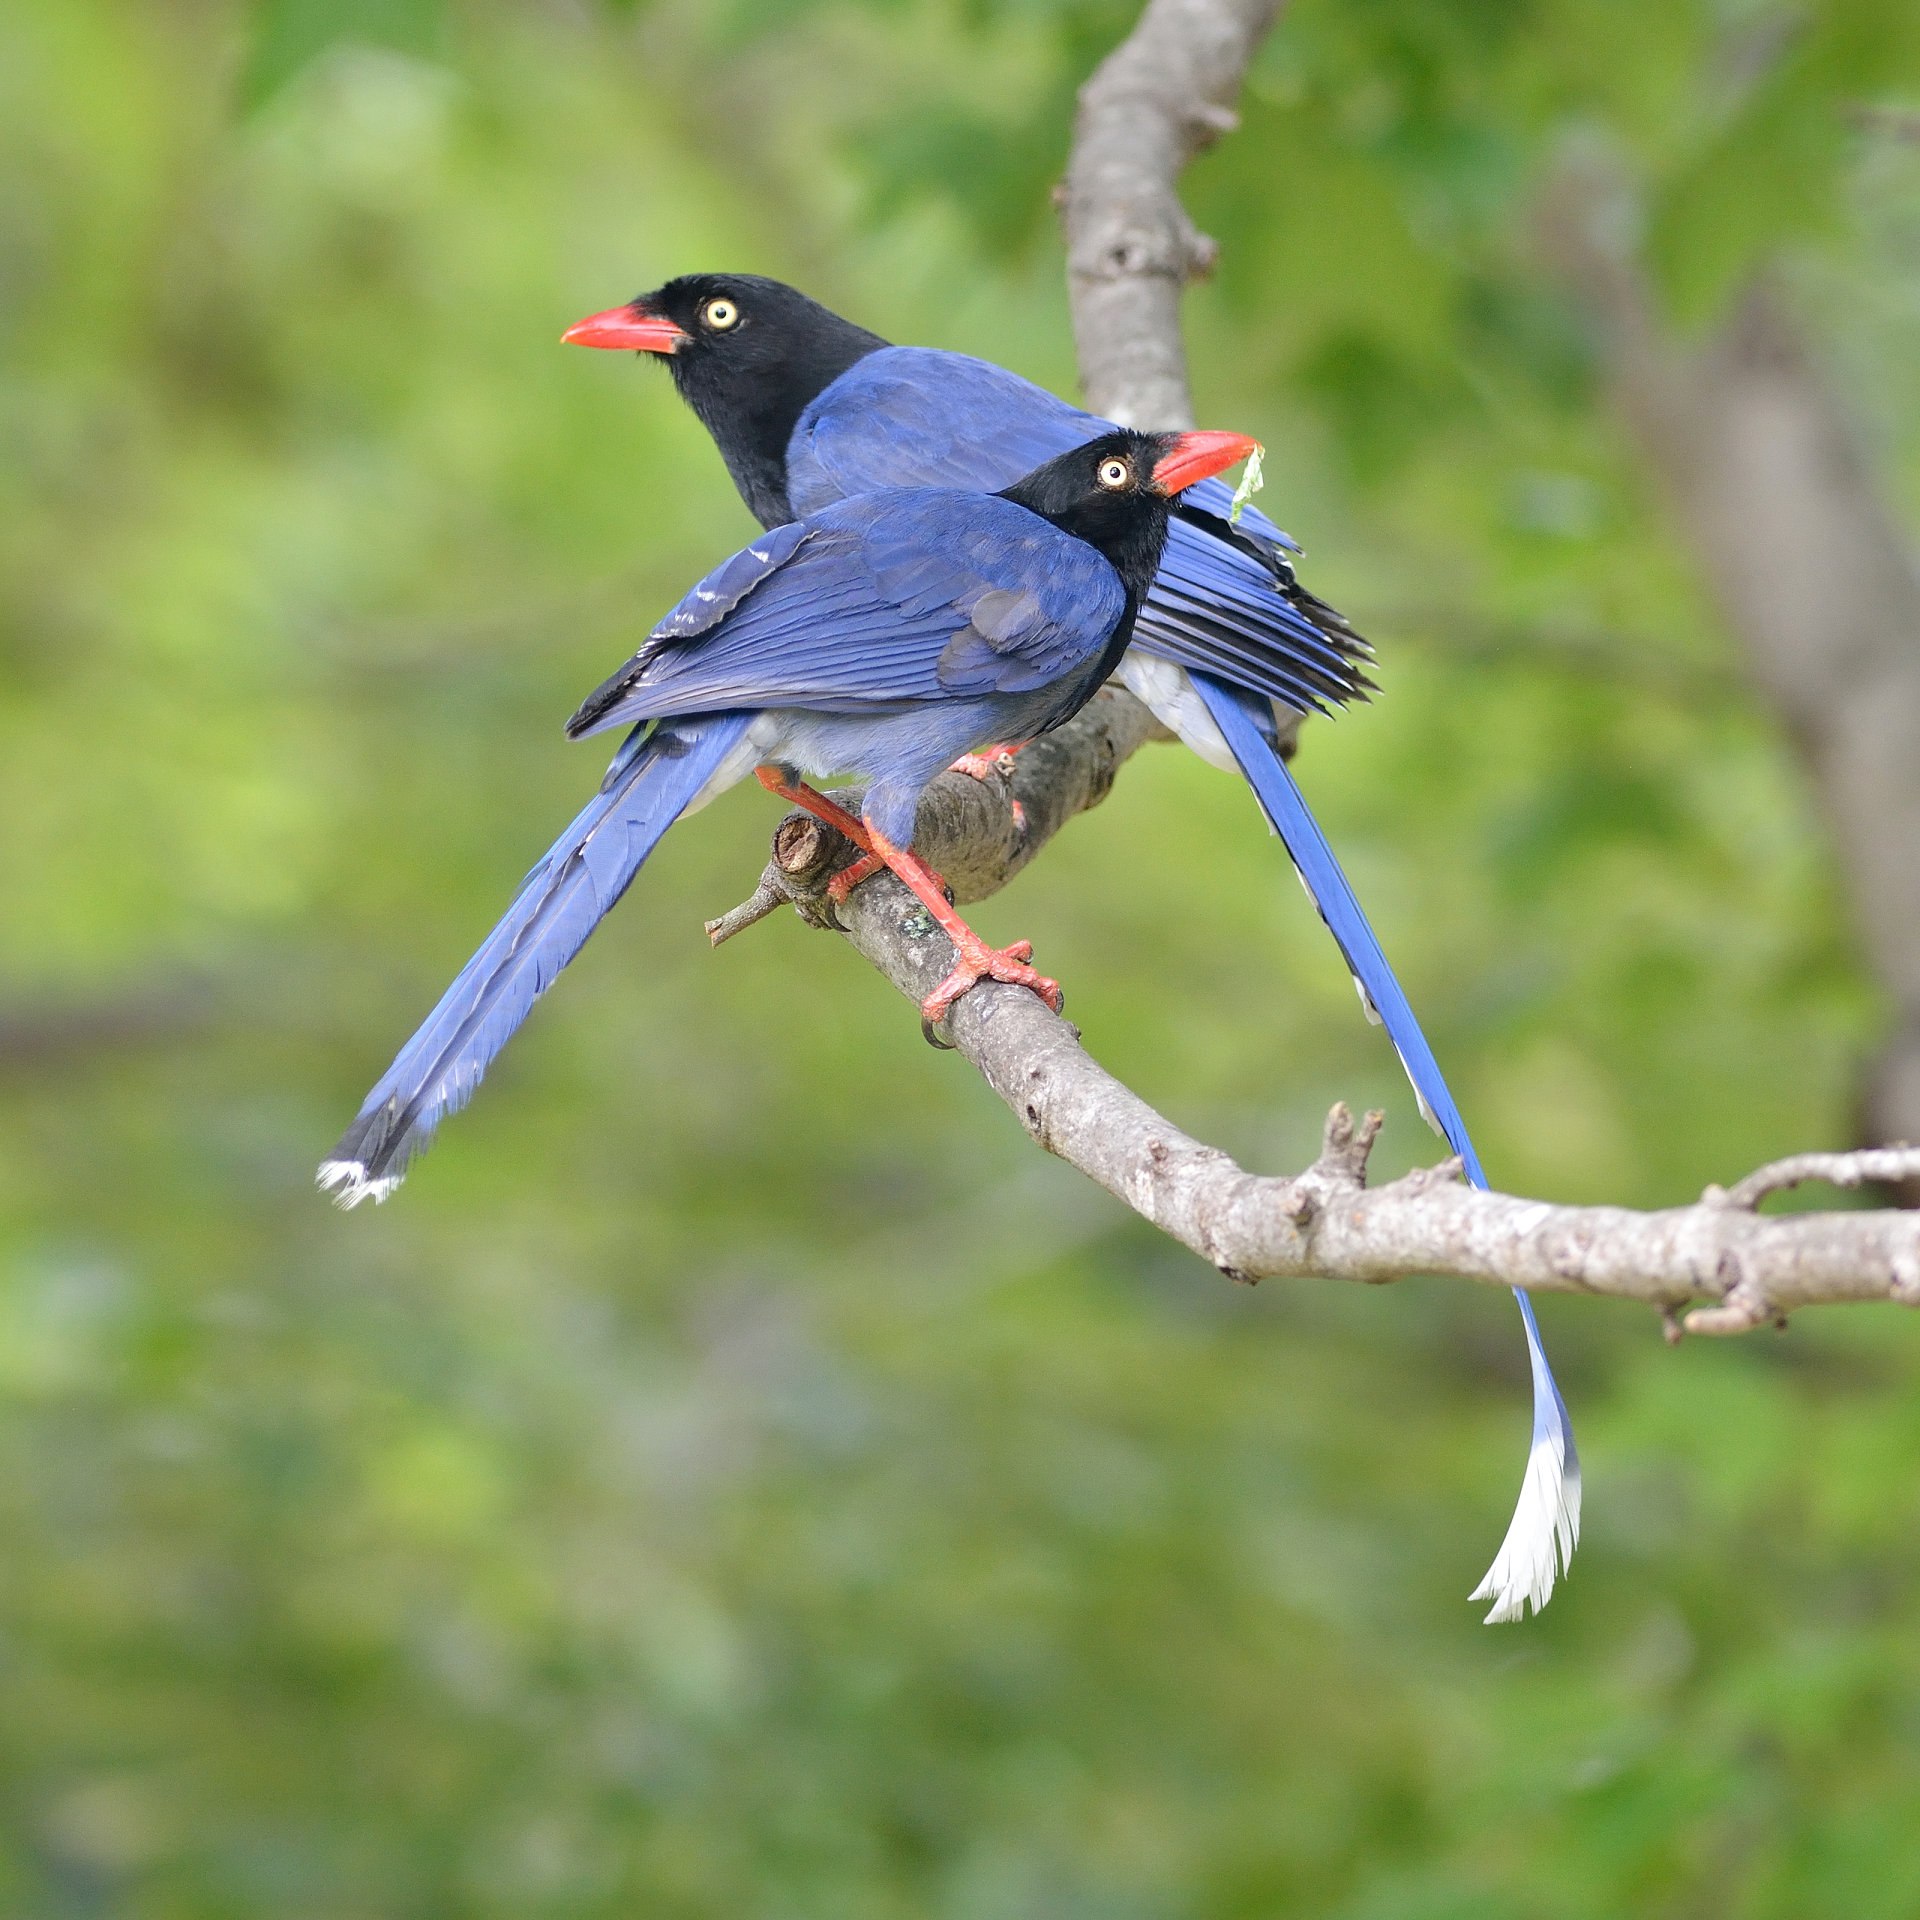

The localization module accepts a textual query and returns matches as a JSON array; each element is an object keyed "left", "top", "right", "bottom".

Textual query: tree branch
[
  {"left": 705, "top": 0, "right": 1920, "bottom": 1333},
  {"left": 712, "top": 692, "right": 1920, "bottom": 1333},
  {"left": 1061, "top": 0, "right": 1285, "bottom": 428}
]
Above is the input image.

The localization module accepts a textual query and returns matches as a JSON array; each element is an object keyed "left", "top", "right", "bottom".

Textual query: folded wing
[{"left": 568, "top": 490, "right": 1125, "bottom": 738}]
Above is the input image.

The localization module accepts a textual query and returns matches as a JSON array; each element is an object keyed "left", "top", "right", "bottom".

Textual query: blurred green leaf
[
  {"left": 1648, "top": 0, "right": 1920, "bottom": 322},
  {"left": 240, "top": 0, "right": 447, "bottom": 108}
]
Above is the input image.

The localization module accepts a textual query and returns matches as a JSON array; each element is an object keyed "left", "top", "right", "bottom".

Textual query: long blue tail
[
  {"left": 319, "top": 712, "right": 753, "bottom": 1207},
  {"left": 1195, "top": 674, "right": 1579, "bottom": 1621}
]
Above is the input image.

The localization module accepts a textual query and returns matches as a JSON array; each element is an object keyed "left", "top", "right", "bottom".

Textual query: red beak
[
  {"left": 561, "top": 304, "right": 689, "bottom": 353},
  {"left": 1150, "top": 430, "right": 1261, "bottom": 496}
]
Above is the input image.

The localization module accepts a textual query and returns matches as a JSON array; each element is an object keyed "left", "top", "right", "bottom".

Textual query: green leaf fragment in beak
[{"left": 1227, "top": 442, "right": 1265, "bottom": 523}]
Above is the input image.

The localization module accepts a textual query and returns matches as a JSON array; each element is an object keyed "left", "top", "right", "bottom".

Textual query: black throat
[
  {"left": 664, "top": 284, "right": 889, "bottom": 526},
  {"left": 999, "top": 466, "right": 1174, "bottom": 686}
]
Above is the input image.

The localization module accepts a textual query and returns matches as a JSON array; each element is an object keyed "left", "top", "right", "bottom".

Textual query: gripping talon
[
  {"left": 857, "top": 823, "right": 1065, "bottom": 1026},
  {"left": 826, "top": 850, "right": 887, "bottom": 903},
  {"left": 949, "top": 744, "right": 1028, "bottom": 837},
  {"left": 949, "top": 741, "right": 1026, "bottom": 783},
  {"left": 919, "top": 938, "right": 1063, "bottom": 1024}
]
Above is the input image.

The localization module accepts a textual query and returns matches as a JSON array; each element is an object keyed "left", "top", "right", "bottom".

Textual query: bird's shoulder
[
  {"left": 646, "top": 519, "right": 815, "bottom": 644},
  {"left": 790, "top": 348, "right": 1105, "bottom": 506}
]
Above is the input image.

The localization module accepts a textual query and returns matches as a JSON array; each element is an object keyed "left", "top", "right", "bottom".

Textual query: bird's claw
[
  {"left": 949, "top": 747, "right": 1027, "bottom": 834},
  {"left": 825, "top": 850, "right": 887, "bottom": 904},
  {"left": 949, "top": 748, "right": 1020, "bottom": 782},
  {"left": 918, "top": 935, "right": 1063, "bottom": 1025}
]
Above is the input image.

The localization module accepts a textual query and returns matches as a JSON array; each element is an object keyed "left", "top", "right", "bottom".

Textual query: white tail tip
[
  {"left": 316, "top": 1159, "right": 399, "bottom": 1210},
  {"left": 1469, "top": 1426, "right": 1581, "bottom": 1623}
]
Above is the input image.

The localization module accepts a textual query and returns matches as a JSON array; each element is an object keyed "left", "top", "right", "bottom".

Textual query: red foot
[
  {"left": 948, "top": 744, "right": 1028, "bottom": 832},
  {"left": 862, "top": 824, "right": 1062, "bottom": 1025},
  {"left": 922, "top": 934, "right": 1062, "bottom": 1025},
  {"left": 826, "top": 851, "right": 886, "bottom": 903},
  {"left": 950, "top": 748, "right": 1017, "bottom": 781}
]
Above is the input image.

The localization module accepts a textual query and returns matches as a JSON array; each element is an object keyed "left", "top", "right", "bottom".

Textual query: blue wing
[
  {"left": 649, "top": 519, "right": 814, "bottom": 642},
  {"left": 789, "top": 348, "right": 1368, "bottom": 716},
  {"left": 319, "top": 712, "right": 754, "bottom": 1205},
  {"left": 792, "top": 348, "right": 1296, "bottom": 546},
  {"left": 569, "top": 490, "right": 1126, "bottom": 739},
  {"left": 1196, "top": 675, "right": 1579, "bottom": 1621}
]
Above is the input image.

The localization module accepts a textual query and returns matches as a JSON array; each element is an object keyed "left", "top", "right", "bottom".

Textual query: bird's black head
[
  {"left": 563, "top": 273, "right": 888, "bottom": 525},
  {"left": 1000, "top": 428, "right": 1261, "bottom": 605}
]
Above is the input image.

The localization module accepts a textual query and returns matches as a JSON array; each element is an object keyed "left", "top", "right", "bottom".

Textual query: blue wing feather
[
  {"left": 651, "top": 520, "right": 813, "bottom": 641},
  {"left": 319, "top": 712, "right": 753, "bottom": 1203},
  {"left": 571, "top": 491, "right": 1124, "bottom": 737}
]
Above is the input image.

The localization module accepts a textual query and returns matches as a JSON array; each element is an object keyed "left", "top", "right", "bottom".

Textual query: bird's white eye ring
[
  {"left": 1097, "top": 458, "right": 1130, "bottom": 489},
  {"left": 702, "top": 298, "right": 739, "bottom": 331}
]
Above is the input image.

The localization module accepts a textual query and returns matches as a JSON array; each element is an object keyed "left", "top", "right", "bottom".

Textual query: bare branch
[
  {"left": 1060, "top": 0, "right": 1285, "bottom": 428},
  {"left": 0, "top": 975, "right": 224, "bottom": 1069},
  {"left": 715, "top": 748, "right": 1920, "bottom": 1329},
  {"left": 1710, "top": 1146, "right": 1920, "bottom": 1213}
]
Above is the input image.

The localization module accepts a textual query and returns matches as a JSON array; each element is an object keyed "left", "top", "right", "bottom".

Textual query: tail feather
[
  {"left": 1195, "top": 674, "right": 1579, "bottom": 1622},
  {"left": 319, "top": 712, "right": 753, "bottom": 1207},
  {"left": 1133, "top": 515, "right": 1376, "bottom": 720}
]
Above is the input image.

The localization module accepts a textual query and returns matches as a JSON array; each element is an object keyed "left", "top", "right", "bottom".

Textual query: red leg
[
  {"left": 866, "top": 825, "right": 1062, "bottom": 1023},
  {"left": 756, "top": 766, "right": 872, "bottom": 847},
  {"left": 755, "top": 767, "right": 891, "bottom": 902}
]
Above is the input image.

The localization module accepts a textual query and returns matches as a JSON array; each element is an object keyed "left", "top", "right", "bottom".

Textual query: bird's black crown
[
  {"left": 631, "top": 274, "right": 888, "bottom": 524},
  {"left": 998, "top": 428, "right": 1186, "bottom": 602}
]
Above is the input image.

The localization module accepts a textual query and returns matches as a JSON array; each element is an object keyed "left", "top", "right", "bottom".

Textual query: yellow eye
[
  {"left": 702, "top": 297, "right": 739, "bottom": 331},
  {"left": 1097, "top": 457, "right": 1130, "bottom": 489}
]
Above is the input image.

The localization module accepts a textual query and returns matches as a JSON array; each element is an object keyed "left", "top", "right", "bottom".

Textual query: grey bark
[
  {"left": 1061, "top": 0, "right": 1285, "bottom": 428},
  {"left": 713, "top": 688, "right": 1920, "bottom": 1334}
]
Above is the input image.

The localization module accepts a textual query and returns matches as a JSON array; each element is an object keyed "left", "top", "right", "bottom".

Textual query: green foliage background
[{"left": 3, "top": 1, "right": 1918, "bottom": 1912}]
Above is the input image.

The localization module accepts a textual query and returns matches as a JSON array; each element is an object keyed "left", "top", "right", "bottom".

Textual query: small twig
[
  {"left": 704, "top": 879, "right": 787, "bottom": 948},
  {"left": 1708, "top": 1145, "right": 1920, "bottom": 1212}
]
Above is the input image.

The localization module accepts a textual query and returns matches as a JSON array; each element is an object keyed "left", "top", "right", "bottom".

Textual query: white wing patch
[{"left": 1114, "top": 652, "right": 1239, "bottom": 773}]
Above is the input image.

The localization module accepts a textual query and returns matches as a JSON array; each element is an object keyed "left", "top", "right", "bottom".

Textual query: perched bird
[
  {"left": 319, "top": 426, "right": 1256, "bottom": 1210},
  {"left": 565, "top": 274, "right": 1578, "bottom": 1622}
]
